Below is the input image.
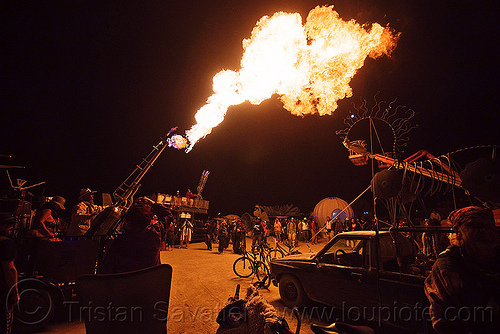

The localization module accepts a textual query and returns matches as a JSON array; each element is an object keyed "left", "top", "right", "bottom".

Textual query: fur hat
[{"left": 447, "top": 206, "right": 494, "bottom": 232}]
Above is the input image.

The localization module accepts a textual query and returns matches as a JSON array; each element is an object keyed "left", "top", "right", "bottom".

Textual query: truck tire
[{"left": 278, "top": 274, "right": 308, "bottom": 308}]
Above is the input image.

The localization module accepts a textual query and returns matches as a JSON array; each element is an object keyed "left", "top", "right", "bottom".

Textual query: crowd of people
[
  {"left": 0, "top": 190, "right": 498, "bottom": 333},
  {"left": 24, "top": 187, "right": 200, "bottom": 242},
  {"left": 7, "top": 188, "right": 497, "bottom": 274},
  {"left": 196, "top": 213, "right": 448, "bottom": 259},
  {"left": 123, "top": 206, "right": 498, "bottom": 334},
  {"left": 196, "top": 215, "right": 379, "bottom": 256},
  {"left": 18, "top": 186, "right": 383, "bottom": 260}
]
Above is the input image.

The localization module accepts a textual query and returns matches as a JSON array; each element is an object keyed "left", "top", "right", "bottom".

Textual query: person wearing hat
[
  {"left": 30, "top": 195, "right": 66, "bottom": 240},
  {"left": 424, "top": 206, "right": 500, "bottom": 333},
  {"left": 0, "top": 213, "right": 18, "bottom": 334},
  {"left": 67, "top": 188, "right": 105, "bottom": 237}
]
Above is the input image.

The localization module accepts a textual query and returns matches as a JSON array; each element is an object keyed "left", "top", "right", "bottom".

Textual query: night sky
[{"left": 1, "top": 1, "right": 498, "bottom": 217}]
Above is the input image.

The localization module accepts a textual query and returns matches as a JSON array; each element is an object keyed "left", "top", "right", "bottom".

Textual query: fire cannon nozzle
[
  {"left": 166, "top": 134, "right": 188, "bottom": 150},
  {"left": 161, "top": 126, "right": 188, "bottom": 150}
]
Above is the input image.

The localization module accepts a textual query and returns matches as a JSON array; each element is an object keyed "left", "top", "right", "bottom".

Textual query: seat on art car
[{"left": 76, "top": 264, "right": 173, "bottom": 334}]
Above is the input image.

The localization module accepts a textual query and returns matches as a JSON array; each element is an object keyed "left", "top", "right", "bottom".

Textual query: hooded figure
[{"left": 99, "top": 202, "right": 160, "bottom": 274}]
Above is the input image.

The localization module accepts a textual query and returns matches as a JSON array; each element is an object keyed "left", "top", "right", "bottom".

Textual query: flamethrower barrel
[
  {"left": 85, "top": 128, "right": 178, "bottom": 237},
  {"left": 113, "top": 128, "right": 178, "bottom": 209},
  {"left": 113, "top": 140, "right": 167, "bottom": 209}
]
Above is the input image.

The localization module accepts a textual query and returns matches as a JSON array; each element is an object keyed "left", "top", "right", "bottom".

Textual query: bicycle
[
  {"left": 233, "top": 250, "right": 270, "bottom": 287},
  {"left": 252, "top": 242, "right": 274, "bottom": 264},
  {"left": 233, "top": 250, "right": 257, "bottom": 278},
  {"left": 269, "top": 238, "right": 302, "bottom": 260}
]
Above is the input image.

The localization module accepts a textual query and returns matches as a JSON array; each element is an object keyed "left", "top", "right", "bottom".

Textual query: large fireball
[{"left": 185, "top": 5, "right": 399, "bottom": 152}]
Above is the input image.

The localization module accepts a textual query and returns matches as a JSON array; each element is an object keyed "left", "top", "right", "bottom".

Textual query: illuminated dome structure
[{"left": 313, "top": 197, "right": 354, "bottom": 228}]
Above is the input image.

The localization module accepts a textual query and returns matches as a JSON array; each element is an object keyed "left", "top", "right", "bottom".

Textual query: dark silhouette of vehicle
[{"left": 270, "top": 230, "right": 438, "bottom": 333}]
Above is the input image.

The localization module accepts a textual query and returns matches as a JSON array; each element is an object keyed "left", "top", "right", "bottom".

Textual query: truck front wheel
[{"left": 278, "top": 274, "right": 308, "bottom": 308}]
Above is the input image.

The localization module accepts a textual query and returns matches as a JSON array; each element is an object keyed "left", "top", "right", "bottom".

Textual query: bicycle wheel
[
  {"left": 253, "top": 261, "right": 271, "bottom": 288},
  {"left": 269, "top": 248, "right": 285, "bottom": 260},
  {"left": 233, "top": 256, "right": 254, "bottom": 278}
]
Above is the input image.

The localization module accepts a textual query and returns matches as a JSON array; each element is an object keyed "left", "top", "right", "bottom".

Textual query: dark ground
[{"left": 30, "top": 237, "right": 415, "bottom": 334}]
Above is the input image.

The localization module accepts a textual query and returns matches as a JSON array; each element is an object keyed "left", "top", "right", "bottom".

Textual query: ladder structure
[
  {"left": 86, "top": 127, "right": 178, "bottom": 237},
  {"left": 196, "top": 170, "right": 210, "bottom": 200}
]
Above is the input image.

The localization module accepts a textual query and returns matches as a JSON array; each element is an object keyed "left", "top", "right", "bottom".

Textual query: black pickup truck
[{"left": 270, "top": 230, "right": 438, "bottom": 333}]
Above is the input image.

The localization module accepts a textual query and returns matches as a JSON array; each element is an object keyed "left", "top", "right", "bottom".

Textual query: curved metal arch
[{"left": 336, "top": 94, "right": 418, "bottom": 159}]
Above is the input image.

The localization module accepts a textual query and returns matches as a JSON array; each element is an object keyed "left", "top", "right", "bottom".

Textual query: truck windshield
[
  {"left": 324, "top": 238, "right": 363, "bottom": 256},
  {"left": 320, "top": 237, "right": 366, "bottom": 267}
]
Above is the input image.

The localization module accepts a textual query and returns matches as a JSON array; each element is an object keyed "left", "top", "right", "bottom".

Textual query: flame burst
[{"left": 185, "top": 5, "right": 399, "bottom": 152}]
